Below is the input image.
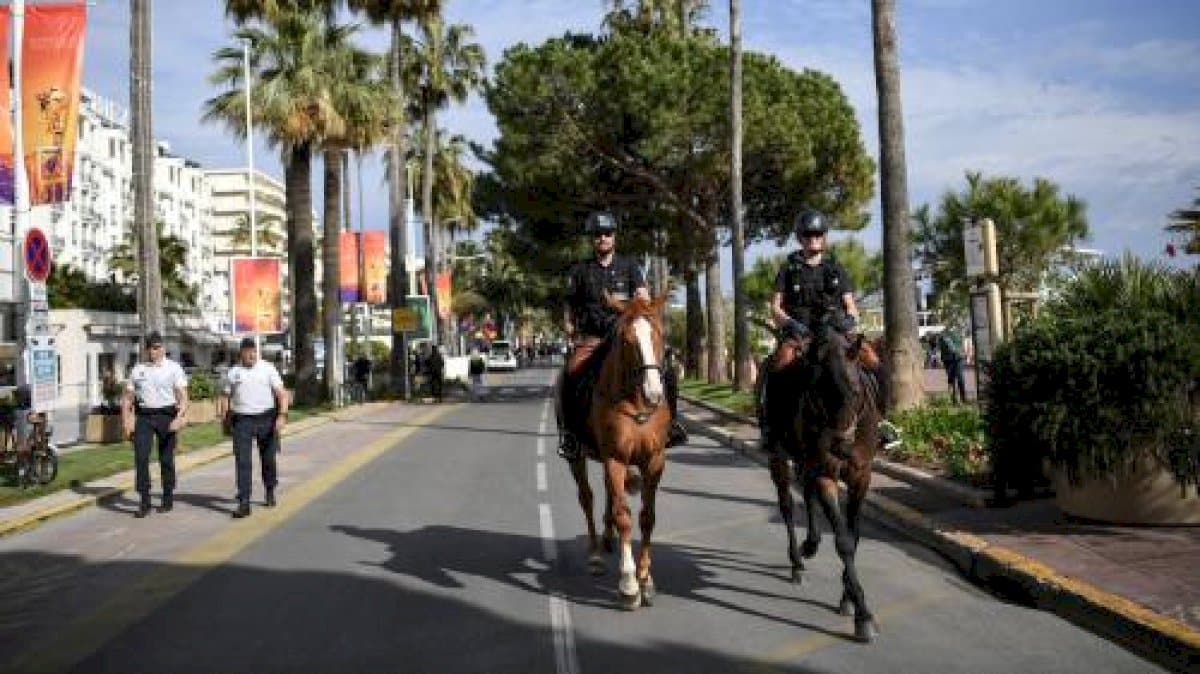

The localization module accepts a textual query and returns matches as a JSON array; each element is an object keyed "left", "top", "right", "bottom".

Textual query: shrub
[
  {"left": 889, "top": 400, "right": 988, "bottom": 482},
  {"left": 188, "top": 371, "right": 217, "bottom": 401},
  {"left": 987, "top": 258, "right": 1200, "bottom": 492}
]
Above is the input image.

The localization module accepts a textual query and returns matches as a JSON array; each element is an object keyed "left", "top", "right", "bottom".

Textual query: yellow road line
[{"left": 5, "top": 405, "right": 457, "bottom": 674}]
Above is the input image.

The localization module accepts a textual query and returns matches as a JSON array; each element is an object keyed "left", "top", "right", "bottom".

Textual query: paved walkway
[{"left": 679, "top": 398, "right": 1200, "bottom": 671}]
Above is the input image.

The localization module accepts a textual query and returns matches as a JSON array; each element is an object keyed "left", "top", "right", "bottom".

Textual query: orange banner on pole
[
  {"left": 231, "top": 258, "right": 282, "bottom": 334},
  {"left": 362, "top": 231, "right": 387, "bottom": 304},
  {"left": 0, "top": 7, "right": 13, "bottom": 205},
  {"left": 436, "top": 272, "right": 452, "bottom": 320},
  {"left": 23, "top": 3, "right": 87, "bottom": 206},
  {"left": 339, "top": 231, "right": 360, "bottom": 302}
]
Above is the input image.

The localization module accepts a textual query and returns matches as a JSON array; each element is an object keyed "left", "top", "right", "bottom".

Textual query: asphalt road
[{"left": 0, "top": 364, "right": 1163, "bottom": 673}]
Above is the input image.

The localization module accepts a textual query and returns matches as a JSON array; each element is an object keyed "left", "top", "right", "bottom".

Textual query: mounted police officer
[
  {"left": 557, "top": 212, "right": 687, "bottom": 461},
  {"left": 758, "top": 210, "right": 900, "bottom": 451}
]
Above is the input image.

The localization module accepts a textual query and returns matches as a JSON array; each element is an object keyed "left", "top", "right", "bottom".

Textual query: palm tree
[
  {"left": 728, "top": 0, "right": 748, "bottom": 390},
  {"left": 1167, "top": 188, "right": 1200, "bottom": 255},
  {"left": 407, "top": 129, "right": 478, "bottom": 236},
  {"left": 131, "top": 0, "right": 162, "bottom": 335},
  {"left": 205, "top": 8, "right": 354, "bottom": 405},
  {"left": 346, "top": 0, "right": 443, "bottom": 394},
  {"left": 872, "top": 0, "right": 923, "bottom": 411},
  {"left": 110, "top": 223, "right": 199, "bottom": 311},
  {"left": 412, "top": 18, "right": 486, "bottom": 345},
  {"left": 228, "top": 212, "right": 286, "bottom": 253}
]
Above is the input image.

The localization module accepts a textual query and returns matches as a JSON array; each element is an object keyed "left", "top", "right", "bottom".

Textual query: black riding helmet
[
  {"left": 795, "top": 210, "right": 828, "bottom": 237},
  {"left": 584, "top": 211, "right": 617, "bottom": 235}
]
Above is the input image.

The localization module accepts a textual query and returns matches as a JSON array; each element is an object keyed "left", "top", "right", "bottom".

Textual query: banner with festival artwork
[
  {"left": 338, "top": 231, "right": 360, "bottom": 302},
  {"left": 231, "top": 257, "right": 282, "bottom": 334},
  {"left": 362, "top": 231, "right": 387, "bottom": 304},
  {"left": 23, "top": 3, "right": 87, "bottom": 206},
  {"left": 436, "top": 272, "right": 452, "bottom": 320},
  {"left": 0, "top": 7, "right": 13, "bottom": 205}
]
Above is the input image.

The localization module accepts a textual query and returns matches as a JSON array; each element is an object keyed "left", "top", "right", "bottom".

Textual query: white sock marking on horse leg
[
  {"left": 633, "top": 317, "right": 664, "bottom": 403},
  {"left": 539, "top": 504, "right": 557, "bottom": 562},
  {"left": 537, "top": 462, "right": 548, "bottom": 492},
  {"left": 619, "top": 541, "right": 638, "bottom": 595}
]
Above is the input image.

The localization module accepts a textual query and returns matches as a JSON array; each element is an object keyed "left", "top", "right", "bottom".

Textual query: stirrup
[
  {"left": 558, "top": 432, "right": 582, "bottom": 461},
  {"left": 666, "top": 420, "right": 689, "bottom": 448},
  {"left": 878, "top": 420, "right": 902, "bottom": 451}
]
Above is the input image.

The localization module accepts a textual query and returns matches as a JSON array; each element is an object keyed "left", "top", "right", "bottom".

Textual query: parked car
[{"left": 486, "top": 340, "right": 518, "bottom": 372}]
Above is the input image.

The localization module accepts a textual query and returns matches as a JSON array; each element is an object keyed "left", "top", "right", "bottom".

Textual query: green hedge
[
  {"left": 987, "top": 258, "right": 1199, "bottom": 492},
  {"left": 188, "top": 371, "right": 218, "bottom": 401},
  {"left": 889, "top": 401, "right": 988, "bottom": 483}
]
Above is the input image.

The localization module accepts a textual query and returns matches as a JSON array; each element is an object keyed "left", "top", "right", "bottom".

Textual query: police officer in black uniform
[
  {"left": 557, "top": 212, "right": 687, "bottom": 461},
  {"left": 758, "top": 211, "right": 898, "bottom": 451}
]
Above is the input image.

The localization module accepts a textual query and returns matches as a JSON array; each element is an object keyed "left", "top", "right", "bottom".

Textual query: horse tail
[{"left": 624, "top": 467, "right": 643, "bottom": 495}]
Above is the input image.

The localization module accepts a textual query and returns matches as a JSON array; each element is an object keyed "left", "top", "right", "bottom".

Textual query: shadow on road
[{"left": 0, "top": 549, "right": 829, "bottom": 674}]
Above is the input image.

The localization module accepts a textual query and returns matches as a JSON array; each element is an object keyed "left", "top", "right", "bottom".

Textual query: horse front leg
[
  {"left": 635, "top": 453, "right": 666, "bottom": 606},
  {"left": 603, "top": 459, "right": 640, "bottom": 610},
  {"left": 800, "top": 462, "right": 822, "bottom": 559},
  {"left": 814, "top": 477, "right": 877, "bottom": 643},
  {"left": 838, "top": 478, "right": 871, "bottom": 616},
  {"left": 569, "top": 457, "right": 605, "bottom": 576},
  {"left": 769, "top": 455, "right": 803, "bottom": 584}
]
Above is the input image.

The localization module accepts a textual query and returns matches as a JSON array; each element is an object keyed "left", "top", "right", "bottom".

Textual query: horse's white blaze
[
  {"left": 619, "top": 541, "right": 638, "bottom": 595},
  {"left": 633, "top": 317, "right": 664, "bottom": 405}
]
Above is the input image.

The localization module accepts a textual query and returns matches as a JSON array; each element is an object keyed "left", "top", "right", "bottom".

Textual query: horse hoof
[
  {"left": 854, "top": 618, "right": 879, "bottom": 643},
  {"left": 790, "top": 568, "right": 803, "bottom": 585},
  {"left": 587, "top": 555, "right": 607, "bottom": 576},
  {"left": 619, "top": 591, "right": 642, "bottom": 611},
  {"left": 800, "top": 539, "right": 820, "bottom": 559},
  {"left": 838, "top": 597, "right": 854, "bottom": 616},
  {"left": 639, "top": 577, "right": 656, "bottom": 607}
]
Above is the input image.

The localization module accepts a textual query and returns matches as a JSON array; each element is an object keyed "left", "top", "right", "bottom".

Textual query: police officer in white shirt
[
  {"left": 120, "top": 331, "right": 189, "bottom": 518},
  {"left": 218, "top": 337, "right": 289, "bottom": 519}
]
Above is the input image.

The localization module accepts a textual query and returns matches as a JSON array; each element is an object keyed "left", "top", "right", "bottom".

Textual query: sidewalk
[
  {"left": 679, "top": 397, "right": 1200, "bottom": 673},
  {"left": 0, "top": 402, "right": 393, "bottom": 538}
]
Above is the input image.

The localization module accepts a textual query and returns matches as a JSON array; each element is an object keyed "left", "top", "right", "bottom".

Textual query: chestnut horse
[
  {"left": 567, "top": 295, "right": 671, "bottom": 610},
  {"left": 767, "top": 327, "right": 882, "bottom": 642}
]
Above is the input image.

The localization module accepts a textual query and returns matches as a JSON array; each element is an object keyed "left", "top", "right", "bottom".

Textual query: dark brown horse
[
  {"left": 567, "top": 295, "right": 671, "bottom": 610},
  {"left": 767, "top": 327, "right": 882, "bottom": 642}
]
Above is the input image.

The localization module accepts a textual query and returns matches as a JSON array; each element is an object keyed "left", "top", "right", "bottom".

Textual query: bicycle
[{"left": 0, "top": 410, "right": 59, "bottom": 488}]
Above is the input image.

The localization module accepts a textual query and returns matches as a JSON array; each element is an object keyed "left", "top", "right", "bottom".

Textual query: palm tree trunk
[
  {"left": 322, "top": 148, "right": 343, "bottom": 403},
  {"left": 422, "top": 107, "right": 440, "bottom": 345},
  {"left": 388, "top": 17, "right": 410, "bottom": 396},
  {"left": 729, "top": 0, "right": 749, "bottom": 390},
  {"left": 872, "top": 0, "right": 923, "bottom": 412},
  {"left": 704, "top": 232, "right": 727, "bottom": 383},
  {"left": 288, "top": 143, "right": 319, "bottom": 405},
  {"left": 685, "top": 262, "right": 704, "bottom": 379},
  {"left": 131, "top": 0, "right": 162, "bottom": 334}
]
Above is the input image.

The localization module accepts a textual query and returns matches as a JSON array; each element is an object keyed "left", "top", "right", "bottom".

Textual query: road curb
[
  {"left": 0, "top": 411, "right": 340, "bottom": 539},
  {"left": 681, "top": 410, "right": 1200, "bottom": 673}
]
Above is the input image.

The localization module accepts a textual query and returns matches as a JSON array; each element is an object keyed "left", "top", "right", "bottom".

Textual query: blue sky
[{"left": 79, "top": 0, "right": 1200, "bottom": 277}]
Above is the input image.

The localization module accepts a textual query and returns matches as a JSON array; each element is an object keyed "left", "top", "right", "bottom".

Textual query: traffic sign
[
  {"left": 28, "top": 335, "right": 58, "bottom": 413},
  {"left": 392, "top": 307, "right": 419, "bottom": 333},
  {"left": 24, "top": 228, "right": 52, "bottom": 283}
]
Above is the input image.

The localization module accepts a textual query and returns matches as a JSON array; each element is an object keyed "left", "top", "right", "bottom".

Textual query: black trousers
[
  {"left": 231, "top": 412, "right": 279, "bottom": 504},
  {"left": 134, "top": 409, "right": 178, "bottom": 499}
]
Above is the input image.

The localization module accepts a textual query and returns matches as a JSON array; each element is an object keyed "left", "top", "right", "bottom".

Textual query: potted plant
[
  {"left": 987, "top": 258, "right": 1200, "bottom": 523},
  {"left": 85, "top": 371, "right": 126, "bottom": 443}
]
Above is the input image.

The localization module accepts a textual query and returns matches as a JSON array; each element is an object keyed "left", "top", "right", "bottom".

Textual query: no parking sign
[{"left": 24, "top": 228, "right": 52, "bottom": 283}]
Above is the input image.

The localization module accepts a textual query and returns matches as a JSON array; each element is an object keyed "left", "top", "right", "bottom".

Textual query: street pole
[
  {"left": 243, "top": 39, "right": 261, "bottom": 355},
  {"left": 11, "top": 0, "right": 29, "bottom": 388}
]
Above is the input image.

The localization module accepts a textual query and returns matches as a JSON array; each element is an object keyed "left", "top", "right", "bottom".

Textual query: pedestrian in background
[
  {"left": 938, "top": 326, "right": 968, "bottom": 404},
  {"left": 218, "top": 337, "right": 289, "bottom": 519},
  {"left": 429, "top": 345, "right": 445, "bottom": 403},
  {"left": 468, "top": 348, "right": 487, "bottom": 402},
  {"left": 121, "top": 331, "right": 189, "bottom": 518}
]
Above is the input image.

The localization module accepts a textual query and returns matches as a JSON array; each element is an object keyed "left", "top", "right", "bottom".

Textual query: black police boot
[
  {"left": 135, "top": 496, "right": 151, "bottom": 519},
  {"left": 232, "top": 501, "right": 251, "bottom": 519},
  {"left": 159, "top": 493, "right": 173, "bottom": 513},
  {"left": 666, "top": 419, "right": 689, "bottom": 448},
  {"left": 558, "top": 431, "right": 582, "bottom": 462},
  {"left": 265, "top": 489, "right": 276, "bottom": 508}
]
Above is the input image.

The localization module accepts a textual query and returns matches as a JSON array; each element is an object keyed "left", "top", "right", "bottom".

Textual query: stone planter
[
  {"left": 1052, "top": 455, "right": 1200, "bottom": 525},
  {"left": 85, "top": 413, "right": 124, "bottom": 444},
  {"left": 187, "top": 399, "right": 218, "bottom": 425}
]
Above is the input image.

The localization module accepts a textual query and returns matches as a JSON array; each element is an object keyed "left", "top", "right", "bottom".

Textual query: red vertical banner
[
  {"left": 231, "top": 258, "right": 282, "bottom": 334},
  {"left": 23, "top": 3, "right": 87, "bottom": 206},
  {"left": 0, "top": 7, "right": 13, "bottom": 205},
  {"left": 436, "top": 272, "right": 452, "bottom": 320},
  {"left": 362, "top": 231, "right": 387, "bottom": 304},
  {"left": 338, "top": 231, "right": 360, "bottom": 302}
]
